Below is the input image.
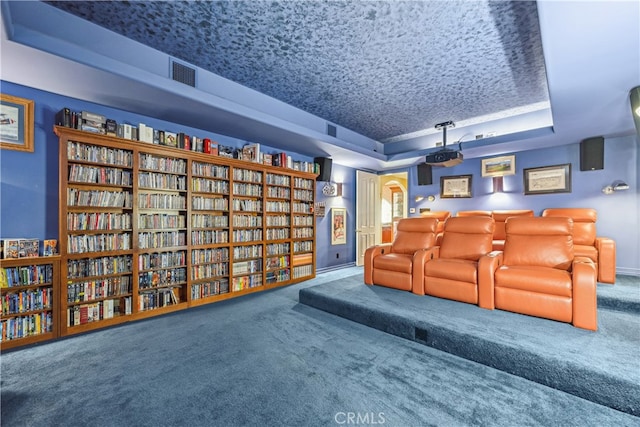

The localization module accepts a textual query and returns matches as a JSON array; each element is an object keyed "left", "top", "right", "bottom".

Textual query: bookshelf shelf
[
  {"left": 54, "top": 126, "right": 315, "bottom": 341},
  {"left": 0, "top": 256, "right": 61, "bottom": 350},
  {"left": 67, "top": 229, "right": 133, "bottom": 235},
  {"left": 2, "top": 307, "right": 53, "bottom": 318}
]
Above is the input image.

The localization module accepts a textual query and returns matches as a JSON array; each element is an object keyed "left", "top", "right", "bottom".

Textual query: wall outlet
[{"left": 409, "top": 208, "right": 416, "bottom": 214}]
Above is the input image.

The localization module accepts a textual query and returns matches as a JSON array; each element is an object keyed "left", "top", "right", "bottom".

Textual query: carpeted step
[
  {"left": 597, "top": 276, "right": 640, "bottom": 315},
  {"left": 299, "top": 275, "right": 640, "bottom": 417}
]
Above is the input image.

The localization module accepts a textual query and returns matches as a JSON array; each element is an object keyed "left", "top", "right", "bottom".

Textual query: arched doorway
[{"left": 380, "top": 173, "right": 408, "bottom": 243}]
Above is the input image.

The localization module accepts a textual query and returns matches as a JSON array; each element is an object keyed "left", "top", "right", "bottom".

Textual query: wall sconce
[
  {"left": 492, "top": 176, "right": 504, "bottom": 193},
  {"left": 321, "top": 182, "right": 342, "bottom": 197},
  {"left": 415, "top": 195, "right": 436, "bottom": 202},
  {"left": 630, "top": 86, "right": 640, "bottom": 135},
  {"left": 602, "top": 180, "right": 630, "bottom": 194},
  {"left": 415, "top": 196, "right": 424, "bottom": 202}
]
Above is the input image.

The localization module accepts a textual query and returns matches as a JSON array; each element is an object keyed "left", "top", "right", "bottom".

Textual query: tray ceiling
[{"left": 45, "top": 0, "right": 550, "bottom": 143}]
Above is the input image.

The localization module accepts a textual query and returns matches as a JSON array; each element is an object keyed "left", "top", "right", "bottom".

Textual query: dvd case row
[
  {"left": 58, "top": 109, "right": 321, "bottom": 173},
  {"left": 1, "top": 239, "right": 57, "bottom": 259}
]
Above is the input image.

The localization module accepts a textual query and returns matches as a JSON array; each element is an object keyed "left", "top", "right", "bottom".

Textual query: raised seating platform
[{"left": 299, "top": 273, "right": 640, "bottom": 416}]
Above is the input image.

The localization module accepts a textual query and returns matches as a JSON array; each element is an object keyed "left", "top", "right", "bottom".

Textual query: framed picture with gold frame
[
  {"left": 481, "top": 155, "right": 516, "bottom": 177},
  {"left": 0, "top": 94, "right": 35, "bottom": 153}
]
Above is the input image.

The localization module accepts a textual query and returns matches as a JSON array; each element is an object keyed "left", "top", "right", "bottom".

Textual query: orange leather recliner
[
  {"left": 492, "top": 217, "right": 597, "bottom": 331},
  {"left": 417, "top": 216, "right": 500, "bottom": 308},
  {"left": 364, "top": 217, "right": 438, "bottom": 293},
  {"left": 491, "top": 209, "right": 534, "bottom": 250},
  {"left": 420, "top": 211, "right": 450, "bottom": 245},
  {"left": 456, "top": 210, "right": 492, "bottom": 217},
  {"left": 542, "top": 208, "right": 616, "bottom": 284}
]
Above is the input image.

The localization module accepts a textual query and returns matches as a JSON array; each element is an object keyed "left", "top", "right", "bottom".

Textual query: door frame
[{"left": 355, "top": 170, "right": 380, "bottom": 266}]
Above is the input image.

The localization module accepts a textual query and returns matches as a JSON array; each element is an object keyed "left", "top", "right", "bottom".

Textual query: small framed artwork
[
  {"left": 315, "top": 202, "right": 326, "bottom": 217},
  {"left": 524, "top": 163, "right": 572, "bottom": 195},
  {"left": 331, "top": 207, "right": 346, "bottom": 245},
  {"left": 440, "top": 175, "right": 473, "bottom": 198},
  {"left": 481, "top": 155, "right": 516, "bottom": 177},
  {"left": 0, "top": 94, "right": 35, "bottom": 153}
]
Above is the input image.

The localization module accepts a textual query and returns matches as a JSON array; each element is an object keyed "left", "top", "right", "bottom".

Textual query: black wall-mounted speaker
[
  {"left": 417, "top": 163, "right": 433, "bottom": 185},
  {"left": 314, "top": 157, "right": 332, "bottom": 182},
  {"left": 580, "top": 136, "right": 604, "bottom": 171}
]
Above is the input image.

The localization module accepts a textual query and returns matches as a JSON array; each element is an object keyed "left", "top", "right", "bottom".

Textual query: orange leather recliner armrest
[
  {"left": 364, "top": 244, "right": 392, "bottom": 285},
  {"left": 478, "top": 250, "right": 503, "bottom": 310},
  {"left": 412, "top": 246, "right": 439, "bottom": 295},
  {"left": 595, "top": 236, "right": 616, "bottom": 284},
  {"left": 572, "top": 256, "right": 597, "bottom": 331}
]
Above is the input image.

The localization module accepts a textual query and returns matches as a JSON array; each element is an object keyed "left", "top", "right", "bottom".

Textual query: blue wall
[
  {"left": 407, "top": 136, "right": 639, "bottom": 275},
  {"left": 0, "top": 81, "right": 358, "bottom": 270},
  {"left": 1, "top": 80, "right": 637, "bottom": 274}
]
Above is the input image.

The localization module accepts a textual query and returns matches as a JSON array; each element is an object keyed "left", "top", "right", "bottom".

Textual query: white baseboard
[{"left": 316, "top": 262, "right": 357, "bottom": 274}]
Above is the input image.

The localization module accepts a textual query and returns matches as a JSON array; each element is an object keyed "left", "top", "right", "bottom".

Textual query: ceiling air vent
[
  {"left": 171, "top": 60, "right": 196, "bottom": 87},
  {"left": 327, "top": 123, "right": 337, "bottom": 138}
]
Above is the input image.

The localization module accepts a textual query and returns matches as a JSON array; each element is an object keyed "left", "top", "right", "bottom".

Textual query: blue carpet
[
  {"left": 597, "top": 275, "right": 640, "bottom": 314},
  {"left": 1, "top": 267, "right": 639, "bottom": 426},
  {"left": 299, "top": 270, "right": 640, "bottom": 416}
]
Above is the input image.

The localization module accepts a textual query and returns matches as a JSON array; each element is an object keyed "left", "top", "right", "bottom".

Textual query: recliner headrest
[
  {"left": 396, "top": 217, "right": 438, "bottom": 233},
  {"left": 542, "top": 208, "right": 597, "bottom": 223},
  {"left": 444, "top": 216, "right": 495, "bottom": 234}
]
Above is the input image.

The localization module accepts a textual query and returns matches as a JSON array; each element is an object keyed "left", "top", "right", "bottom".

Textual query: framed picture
[
  {"left": 331, "top": 207, "right": 346, "bottom": 245},
  {"left": 481, "top": 155, "right": 516, "bottom": 177},
  {"left": 524, "top": 163, "right": 572, "bottom": 195},
  {"left": 314, "top": 202, "right": 326, "bottom": 217},
  {"left": 0, "top": 94, "right": 34, "bottom": 152},
  {"left": 440, "top": 175, "right": 472, "bottom": 198}
]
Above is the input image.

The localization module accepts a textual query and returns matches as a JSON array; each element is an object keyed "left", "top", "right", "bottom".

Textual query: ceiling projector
[
  {"left": 425, "top": 120, "right": 463, "bottom": 167},
  {"left": 425, "top": 149, "right": 463, "bottom": 167}
]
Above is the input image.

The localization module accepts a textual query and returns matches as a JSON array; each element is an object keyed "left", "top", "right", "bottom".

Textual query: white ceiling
[{"left": 1, "top": 1, "right": 639, "bottom": 171}]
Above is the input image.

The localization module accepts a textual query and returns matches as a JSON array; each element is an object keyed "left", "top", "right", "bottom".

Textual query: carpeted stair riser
[
  {"left": 598, "top": 297, "right": 640, "bottom": 314},
  {"left": 597, "top": 276, "right": 640, "bottom": 315},
  {"left": 299, "top": 282, "right": 640, "bottom": 416},
  {"left": 419, "top": 322, "right": 639, "bottom": 416}
]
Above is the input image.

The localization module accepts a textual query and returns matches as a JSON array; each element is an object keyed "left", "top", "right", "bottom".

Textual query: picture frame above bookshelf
[{"left": 0, "top": 93, "right": 34, "bottom": 153}]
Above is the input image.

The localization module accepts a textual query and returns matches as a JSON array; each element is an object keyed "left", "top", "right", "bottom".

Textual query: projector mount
[
  {"left": 434, "top": 120, "right": 455, "bottom": 148},
  {"left": 425, "top": 120, "right": 463, "bottom": 166}
]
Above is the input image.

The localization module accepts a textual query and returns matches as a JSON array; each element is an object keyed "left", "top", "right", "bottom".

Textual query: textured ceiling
[{"left": 45, "top": 0, "right": 549, "bottom": 142}]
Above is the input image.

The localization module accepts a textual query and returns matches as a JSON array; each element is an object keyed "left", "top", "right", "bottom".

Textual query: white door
[{"left": 356, "top": 170, "right": 380, "bottom": 266}]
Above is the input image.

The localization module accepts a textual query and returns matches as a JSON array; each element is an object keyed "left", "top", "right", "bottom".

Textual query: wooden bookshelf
[
  {"left": 265, "top": 172, "right": 292, "bottom": 286},
  {"left": 1, "top": 256, "right": 61, "bottom": 350},
  {"left": 55, "top": 126, "right": 316, "bottom": 337},
  {"left": 189, "top": 159, "right": 231, "bottom": 304},
  {"left": 136, "top": 151, "right": 189, "bottom": 315},
  {"left": 292, "top": 177, "right": 316, "bottom": 281},
  {"left": 61, "top": 134, "right": 135, "bottom": 335}
]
